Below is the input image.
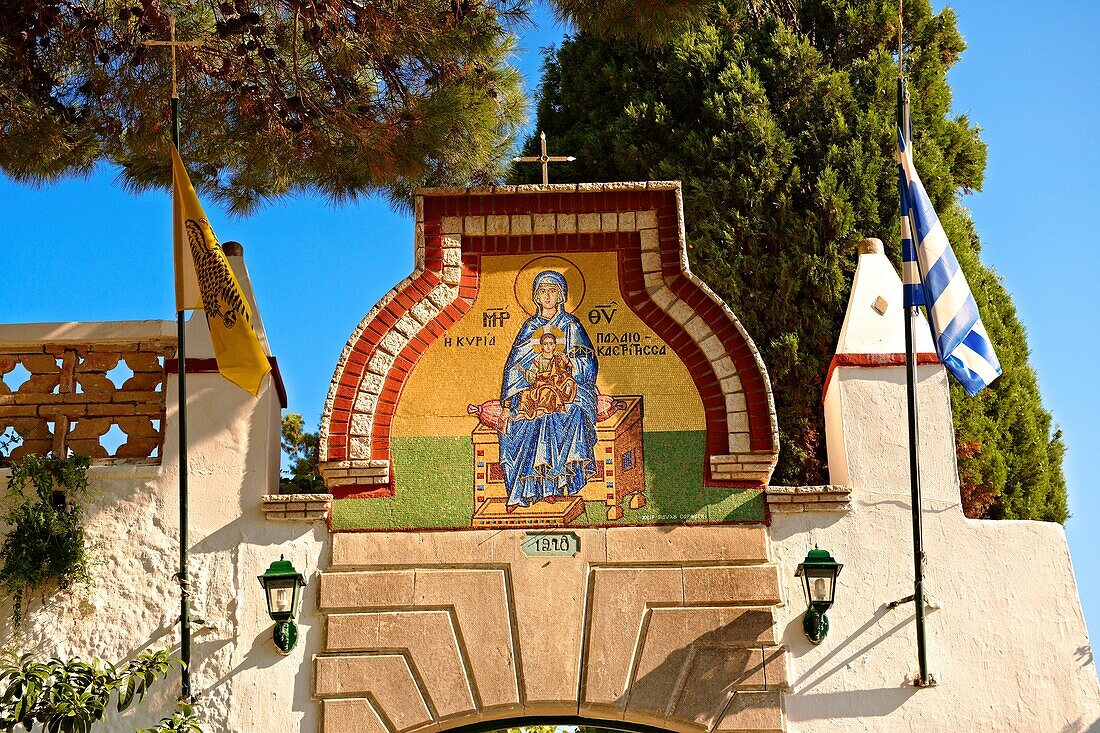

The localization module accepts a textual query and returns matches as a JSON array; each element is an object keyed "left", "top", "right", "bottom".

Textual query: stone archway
[{"left": 313, "top": 525, "right": 787, "bottom": 733}]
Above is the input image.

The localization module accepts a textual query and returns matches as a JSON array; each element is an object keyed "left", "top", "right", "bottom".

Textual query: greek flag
[{"left": 898, "top": 89, "right": 1001, "bottom": 396}]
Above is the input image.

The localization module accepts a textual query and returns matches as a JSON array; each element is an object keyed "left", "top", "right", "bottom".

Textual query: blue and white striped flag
[{"left": 898, "top": 90, "right": 1001, "bottom": 396}]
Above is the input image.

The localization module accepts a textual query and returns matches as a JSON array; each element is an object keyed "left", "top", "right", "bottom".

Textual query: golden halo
[
  {"left": 529, "top": 325, "right": 567, "bottom": 353},
  {"left": 513, "top": 256, "right": 587, "bottom": 316}
]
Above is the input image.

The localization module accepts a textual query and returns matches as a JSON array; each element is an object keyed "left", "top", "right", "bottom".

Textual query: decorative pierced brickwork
[
  {"left": 320, "top": 182, "right": 780, "bottom": 497},
  {"left": 0, "top": 341, "right": 172, "bottom": 463}
]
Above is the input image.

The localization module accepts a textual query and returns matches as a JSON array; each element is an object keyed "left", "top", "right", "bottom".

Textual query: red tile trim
[
  {"left": 166, "top": 356, "right": 288, "bottom": 408},
  {"left": 822, "top": 352, "right": 940, "bottom": 401},
  {"left": 331, "top": 484, "right": 396, "bottom": 499}
]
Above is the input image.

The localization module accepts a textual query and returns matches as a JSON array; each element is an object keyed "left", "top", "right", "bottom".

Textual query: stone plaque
[{"left": 521, "top": 531, "right": 580, "bottom": 557}]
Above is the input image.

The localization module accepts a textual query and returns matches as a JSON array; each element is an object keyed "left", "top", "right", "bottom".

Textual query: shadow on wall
[
  {"left": 613, "top": 614, "right": 777, "bottom": 723},
  {"left": 782, "top": 603, "right": 920, "bottom": 721},
  {"left": 785, "top": 687, "right": 915, "bottom": 721},
  {"left": 766, "top": 509, "right": 847, "bottom": 544},
  {"left": 1077, "top": 715, "right": 1100, "bottom": 733},
  {"left": 203, "top": 626, "right": 285, "bottom": 692}
]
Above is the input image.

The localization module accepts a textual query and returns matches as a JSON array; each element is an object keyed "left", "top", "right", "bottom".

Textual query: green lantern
[
  {"left": 795, "top": 547, "right": 843, "bottom": 644},
  {"left": 257, "top": 556, "right": 306, "bottom": 654}
]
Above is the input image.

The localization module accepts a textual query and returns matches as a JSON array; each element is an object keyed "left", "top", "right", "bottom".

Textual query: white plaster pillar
[{"left": 822, "top": 238, "right": 956, "bottom": 502}]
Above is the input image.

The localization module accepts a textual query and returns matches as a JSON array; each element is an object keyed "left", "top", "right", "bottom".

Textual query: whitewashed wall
[
  {"left": 0, "top": 256, "right": 330, "bottom": 732},
  {"left": 0, "top": 243, "right": 1096, "bottom": 733},
  {"left": 776, "top": 245, "right": 1100, "bottom": 731}
]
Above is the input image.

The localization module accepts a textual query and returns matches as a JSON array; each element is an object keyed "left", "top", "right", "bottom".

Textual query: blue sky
[{"left": 1, "top": 2, "right": 1097, "bottom": 649}]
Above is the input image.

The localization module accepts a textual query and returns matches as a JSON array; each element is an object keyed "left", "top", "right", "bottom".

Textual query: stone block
[
  {"left": 410, "top": 299, "right": 440, "bottom": 324},
  {"left": 410, "top": 569, "right": 520, "bottom": 708},
  {"left": 556, "top": 213, "right": 577, "bottom": 233},
  {"left": 319, "top": 570, "right": 416, "bottom": 609},
  {"left": 486, "top": 215, "right": 510, "bottom": 236},
  {"left": 649, "top": 287, "right": 676, "bottom": 311},
  {"left": 440, "top": 216, "right": 463, "bottom": 234},
  {"left": 605, "top": 525, "right": 768, "bottom": 564},
  {"left": 510, "top": 214, "right": 533, "bottom": 235},
  {"left": 712, "top": 356, "right": 736, "bottom": 380},
  {"left": 464, "top": 216, "right": 485, "bottom": 236},
  {"left": 532, "top": 213, "right": 556, "bottom": 233},
  {"left": 368, "top": 349, "right": 395, "bottom": 376},
  {"left": 349, "top": 413, "right": 372, "bottom": 436},
  {"left": 725, "top": 392, "right": 747, "bottom": 413},
  {"left": 636, "top": 210, "right": 658, "bottom": 229},
  {"left": 359, "top": 373, "right": 382, "bottom": 397},
  {"left": 349, "top": 436, "right": 371, "bottom": 459},
  {"left": 577, "top": 212, "right": 601, "bottom": 232},
  {"left": 618, "top": 211, "right": 637, "bottom": 231},
  {"left": 711, "top": 690, "right": 784, "bottom": 733},
  {"left": 683, "top": 315, "right": 712, "bottom": 343},
  {"left": 631, "top": 609, "right": 776, "bottom": 711},
  {"left": 583, "top": 566, "right": 683, "bottom": 708},
  {"left": 638, "top": 228, "right": 659, "bottom": 252},
  {"left": 322, "top": 699, "right": 390, "bottom": 733},
  {"left": 682, "top": 565, "right": 780, "bottom": 605},
  {"left": 666, "top": 300, "right": 695, "bottom": 327},
  {"left": 601, "top": 212, "right": 619, "bottom": 230},
  {"left": 698, "top": 334, "right": 724, "bottom": 361},
  {"left": 326, "top": 611, "right": 475, "bottom": 718},
  {"left": 379, "top": 330, "right": 408, "bottom": 356},
  {"left": 395, "top": 313, "right": 425, "bottom": 338},
  {"left": 730, "top": 432, "right": 751, "bottom": 453},
  {"left": 428, "top": 284, "right": 458, "bottom": 308},
  {"left": 315, "top": 655, "right": 433, "bottom": 731},
  {"left": 640, "top": 250, "right": 662, "bottom": 273}
]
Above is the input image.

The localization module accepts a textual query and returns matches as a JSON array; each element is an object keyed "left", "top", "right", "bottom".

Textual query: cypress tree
[{"left": 513, "top": 0, "right": 1067, "bottom": 522}]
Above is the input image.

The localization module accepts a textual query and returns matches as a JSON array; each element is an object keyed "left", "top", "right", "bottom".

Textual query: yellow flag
[{"left": 171, "top": 144, "right": 271, "bottom": 396}]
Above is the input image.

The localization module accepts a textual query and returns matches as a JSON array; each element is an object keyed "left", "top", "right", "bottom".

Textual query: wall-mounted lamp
[
  {"left": 795, "top": 547, "right": 843, "bottom": 644},
  {"left": 257, "top": 556, "right": 306, "bottom": 655}
]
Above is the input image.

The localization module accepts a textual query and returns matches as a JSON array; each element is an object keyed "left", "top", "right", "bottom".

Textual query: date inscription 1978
[{"left": 521, "top": 532, "right": 580, "bottom": 558}]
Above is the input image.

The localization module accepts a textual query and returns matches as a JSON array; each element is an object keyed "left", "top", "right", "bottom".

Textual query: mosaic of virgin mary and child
[{"left": 497, "top": 271, "right": 599, "bottom": 512}]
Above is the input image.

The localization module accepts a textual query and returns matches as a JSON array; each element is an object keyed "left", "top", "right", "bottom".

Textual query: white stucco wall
[
  {"left": 1, "top": 241, "right": 1096, "bottom": 733},
  {"left": 778, "top": 363, "right": 1100, "bottom": 731},
  {"left": 780, "top": 245, "right": 1100, "bottom": 731},
  {"left": 0, "top": 311, "right": 328, "bottom": 730}
]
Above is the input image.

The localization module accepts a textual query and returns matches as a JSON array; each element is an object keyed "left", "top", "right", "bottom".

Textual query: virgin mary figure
[{"left": 499, "top": 270, "right": 599, "bottom": 511}]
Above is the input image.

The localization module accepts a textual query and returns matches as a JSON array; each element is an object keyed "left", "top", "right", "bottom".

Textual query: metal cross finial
[
  {"left": 141, "top": 14, "right": 204, "bottom": 100},
  {"left": 512, "top": 131, "right": 576, "bottom": 185}
]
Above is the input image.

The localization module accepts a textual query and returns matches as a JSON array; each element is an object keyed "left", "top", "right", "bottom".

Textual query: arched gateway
[{"left": 314, "top": 182, "right": 788, "bottom": 733}]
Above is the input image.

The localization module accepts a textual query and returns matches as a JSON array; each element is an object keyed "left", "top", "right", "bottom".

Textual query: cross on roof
[
  {"left": 141, "top": 15, "right": 204, "bottom": 100},
  {"left": 512, "top": 131, "right": 576, "bottom": 185}
]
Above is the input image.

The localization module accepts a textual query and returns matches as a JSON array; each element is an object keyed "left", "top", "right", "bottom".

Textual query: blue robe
[{"left": 500, "top": 275, "right": 599, "bottom": 507}]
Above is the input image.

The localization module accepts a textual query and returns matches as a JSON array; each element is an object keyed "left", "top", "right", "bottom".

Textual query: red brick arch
[{"left": 320, "top": 183, "right": 778, "bottom": 497}]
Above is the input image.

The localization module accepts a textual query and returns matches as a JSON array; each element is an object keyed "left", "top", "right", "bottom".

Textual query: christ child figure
[{"left": 513, "top": 332, "right": 578, "bottom": 419}]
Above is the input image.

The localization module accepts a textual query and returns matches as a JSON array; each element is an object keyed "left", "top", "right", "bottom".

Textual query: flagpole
[
  {"left": 898, "top": 2, "right": 934, "bottom": 688},
  {"left": 174, "top": 118, "right": 192, "bottom": 705},
  {"left": 165, "top": 14, "right": 193, "bottom": 700}
]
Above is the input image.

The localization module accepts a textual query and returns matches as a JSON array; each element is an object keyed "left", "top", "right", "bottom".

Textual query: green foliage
[
  {"left": 0, "top": 455, "right": 94, "bottom": 623},
  {"left": 279, "top": 414, "right": 324, "bottom": 494},
  {"left": 0, "top": 0, "right": 526, "bottom": 214},
  {"left": 516, "top": 0, "right": 1067, "bottom": 521},
  {"left": 0, "top": 0, "right": 703, "bottom": 213},
  {"left": 0, "top": 431, "right": 21, "bottom": 469},
  {"left": 137, "top": 702, "right": 202, "bottom": 733},
  {"left": 0, "top": 647, "right": 179, "bottom": 733}
]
